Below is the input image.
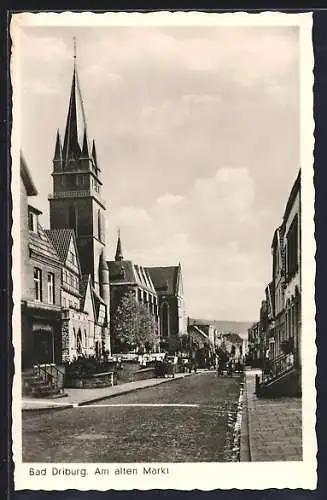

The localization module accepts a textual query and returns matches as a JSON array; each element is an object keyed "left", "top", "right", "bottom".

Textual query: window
[
  {"left": 68, "top": 250, "right": 75, "bottom": 266},
  {"left": 34, "top": 268, "right": 42, "bottom": 301},
  {"left": 286, "top": 215, "right": 299, "bottom": 280},
  {"left": 47, "top": 273, "right": 55, "bottom": 304},
  {"left": 28, "top": 212, "right": 38, "bottom": 232},
  {"left": 97, "top": 210, "right": 102, "bottom": 240}
]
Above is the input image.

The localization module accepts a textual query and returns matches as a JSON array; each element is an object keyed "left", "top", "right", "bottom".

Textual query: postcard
[{"left": 11, "top": 10, "right": 316, "bottom": 491}]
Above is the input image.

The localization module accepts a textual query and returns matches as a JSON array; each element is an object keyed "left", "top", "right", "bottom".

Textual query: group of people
[{"left": 215, "top": 356, "right": 244, "bottom": 376}]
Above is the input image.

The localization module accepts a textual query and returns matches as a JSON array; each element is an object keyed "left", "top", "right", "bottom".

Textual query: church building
[
  {"left": 146, "top": 264, "right": 187, "bottom": 348},
  {"left": 108, "top": 233, "right": 159, "bottom": 351},
  {"left": 47, "top": 48, "right": 111, "bottom": 357}
]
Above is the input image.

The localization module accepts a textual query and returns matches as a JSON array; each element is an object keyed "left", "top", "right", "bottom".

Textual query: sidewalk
[
  {"left": 22, "top": 372, "right": 193, "bottom": 411},
  {"left": 240, "top": 369, "right": 302, "bottom": 461}
]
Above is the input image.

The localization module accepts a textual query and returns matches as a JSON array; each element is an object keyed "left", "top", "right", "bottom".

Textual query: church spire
[
  {"left": 81, "top": 128, "right": 89, "bottom": 157},
  {"left": 92, "top": 139, "right": 98, "bottom": 165},
  {"left": 62, "top": 37, "right": 88, "bottom": 167},
  {"left": 62, "top": 67, "right": 80, "bottom": 165},
  {"left": 53, "top": 129, "right": 63, "bottom": 164},
  {"left": 115, "top": 229, "right": 124, "bottom": 261}
]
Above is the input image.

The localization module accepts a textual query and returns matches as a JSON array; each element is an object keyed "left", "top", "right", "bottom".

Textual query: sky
[{"left": 17, "top": 23, "right": 300, "bottom": 322}]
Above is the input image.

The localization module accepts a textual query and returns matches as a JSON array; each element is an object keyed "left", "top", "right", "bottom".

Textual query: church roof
[
  {"left": 146, "top": 266, "right": 180, "bottom": 296},
  {"left": 108, "top": 260, "right": 156, "bottom": 293},
  {"left": 44, "top": 228, "right": 76, "bottom": 264}
]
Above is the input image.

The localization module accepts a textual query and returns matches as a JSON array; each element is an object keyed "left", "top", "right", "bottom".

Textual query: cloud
[
  {"left": 155, "top": 193, "right": 185, "bottom": 209},
  {"left": 18, "top": 24, "right": 300, "bottom": 320},
  {"left": 107, "top": 166, "right": 270, "bottom": 319}
]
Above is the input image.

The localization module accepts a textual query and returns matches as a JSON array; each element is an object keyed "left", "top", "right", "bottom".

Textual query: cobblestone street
[{"left": 22, "top": 373, "right": 241, "bottom": 463}]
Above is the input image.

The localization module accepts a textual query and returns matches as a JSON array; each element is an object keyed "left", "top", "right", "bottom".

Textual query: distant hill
[{"left": 188, "top": 318, "right": 254, "bottom": 340}]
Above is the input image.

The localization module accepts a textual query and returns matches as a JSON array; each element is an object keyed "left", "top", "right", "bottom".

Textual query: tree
[
  {"left": 216, "top": 342, "right": 229, "bottom": 365},
  {"left": 112, "top": 291, "right": 158, "bottom": 352}
]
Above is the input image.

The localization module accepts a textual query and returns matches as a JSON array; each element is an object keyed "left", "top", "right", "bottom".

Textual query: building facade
[
  {"left": 269, "top": 226, "right": 286, "bottom": 360},
  {"left": 253, "top": 171, "right": 301, "bottom": 395},
  {"left": 283, "top": 172, "right": 301, "bottom": 371},
  {"left": 45, "top": 228, "right": 95, "bottom": 361},
  {"left": 247, "top": 321, "right": 261, "bottom": 366},
  {"left": 21, "top": 155, "right": 63, "bottom": 369}
]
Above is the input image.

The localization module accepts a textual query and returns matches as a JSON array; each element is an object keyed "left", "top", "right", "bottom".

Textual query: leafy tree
[
  {"left": 216, "top": 342, "right": 229, "bottom": 364},
  {"left": 112, "top": 291, "right": 159, "bottom": 352}
]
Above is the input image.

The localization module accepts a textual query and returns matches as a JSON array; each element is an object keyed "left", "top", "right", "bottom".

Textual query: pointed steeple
[
  {"left": 62, "top": 67, "right": 81, "bottom": 165},
  {"left": 62, "top": 38, "right": 89, "bottom": 167},
  {"left": 92, "top": 139, "right": 98, "bottom": 166},
  {"left": 81, "top": 128, "right": 89, "bottom": 157},
  {"left": 115, "top": 229, "right": 124, "bottom": 261},
  {"left": 53, "top": 129, "right": 63, "bottom": 164}
]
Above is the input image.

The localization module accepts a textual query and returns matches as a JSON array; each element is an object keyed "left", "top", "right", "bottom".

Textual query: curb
[
  {"left": 78, "top": 374, "right": 189, "bottom": 406},
  {"left": 22, "top": 403, "right": 74, "bottom": 412},
  {"left": 22, "top": 372, "right": 196, "bottom": 412},
  {"left": 239, "top": 374, "right": 251, "bottom": 462}
]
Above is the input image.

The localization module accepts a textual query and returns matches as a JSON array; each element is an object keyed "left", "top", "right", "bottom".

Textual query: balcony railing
[
  {"left": 48, "top": 189, "right": 106, "bottom": 208},
  {"left": 262, "top": 352, "right": 295, "bottom": 384}
]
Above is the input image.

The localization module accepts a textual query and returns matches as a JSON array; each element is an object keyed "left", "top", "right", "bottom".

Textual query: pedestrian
[{"left": 215, "top": 355, "right": 220, "bottom": 377}]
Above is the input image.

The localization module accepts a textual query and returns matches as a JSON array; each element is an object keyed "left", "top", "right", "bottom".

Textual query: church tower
[{"left": 49, "top": 41, "right": 108, "bottom": 296}]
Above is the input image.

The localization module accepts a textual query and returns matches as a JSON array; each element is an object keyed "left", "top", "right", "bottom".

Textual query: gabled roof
[
  {"left": 283, "top": 169, "right": 301, "bottom": 222},
  {"left": 20, "top": 153, "right": 38, "bottom": 196},
  {"left": 146, "top": 266, "right": 180, "bottom": 296},
  {"left": 92, "top": 286, "right": 107, "bottom": 324},
  {"left": 79, "top": 274, "right": 90, "bottom": 311},
  {"left": 29, "top": 223, "right": 61, "bottom": 264},
  {"left": 188, "top": 318, "right": 251, "bottom": 339},
  {"left": 222, "top": 333, "right": 243, "bottom": 345},
  {"left": 188, "top": 325, "right": 211, "bottom": 348},
  {"left": 44, "top": 228, "right": 78, "bottom": 265},
  {"left": 80, "top": 274, "right": 107, "bottom": 325}
]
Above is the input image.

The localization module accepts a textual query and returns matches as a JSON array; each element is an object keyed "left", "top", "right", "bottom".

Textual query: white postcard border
[{"left": 11, "top": 10, "right": 316, "bottom": 491}]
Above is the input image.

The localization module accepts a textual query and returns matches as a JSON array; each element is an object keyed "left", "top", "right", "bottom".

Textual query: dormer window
[
  {"left": 28, "top": 207, "right": 40, "bottom": 233},
  {"left": 119, "top": 266, "right": 125, "bottom": 279}
]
